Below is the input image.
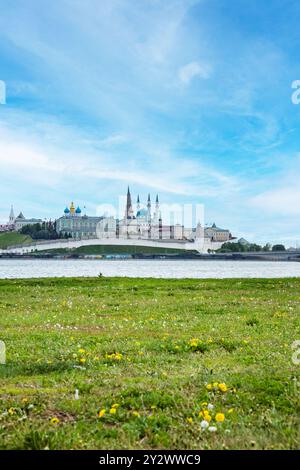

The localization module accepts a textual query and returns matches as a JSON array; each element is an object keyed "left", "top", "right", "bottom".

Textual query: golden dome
[{"left": 70, "top": 202, "right": 75, "bottom": 214}]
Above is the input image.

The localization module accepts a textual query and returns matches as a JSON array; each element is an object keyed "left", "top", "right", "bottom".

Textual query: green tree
[{"left": 272, "top": 244, "right": 285, "bottom": 251}]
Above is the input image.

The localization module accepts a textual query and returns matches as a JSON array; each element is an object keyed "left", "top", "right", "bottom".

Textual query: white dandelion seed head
[
  {"left": 208, "top": 426, "right": 217, "bottom": 432},
  {"left": 200, "top": 420, "right": 209, "bottom": 430}
]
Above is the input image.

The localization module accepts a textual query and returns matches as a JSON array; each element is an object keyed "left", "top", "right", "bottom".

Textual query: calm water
[{"left": 0, "top": 258, "right": 300, "bottom": 278}]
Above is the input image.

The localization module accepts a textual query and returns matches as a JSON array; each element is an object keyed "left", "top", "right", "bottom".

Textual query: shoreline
[{"left": 0, "top": 253, "right": 299, "bottom": 262}]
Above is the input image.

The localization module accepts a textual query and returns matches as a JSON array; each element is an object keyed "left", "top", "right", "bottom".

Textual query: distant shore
[{"left": 0, "top": 251, "right": 299, "bottom": 261}]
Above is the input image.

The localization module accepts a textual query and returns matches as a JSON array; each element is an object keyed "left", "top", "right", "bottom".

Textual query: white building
[
  {"left": 3, "top": 206, "right": 42, "bottom": 232},
  {"left": 14, "top": 212, "right": 42, "bottom": 231}
]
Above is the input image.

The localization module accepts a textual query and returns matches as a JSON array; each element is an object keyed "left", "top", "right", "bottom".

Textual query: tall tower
[
  {"left": 153, "top": 194, "right": 160, "bottom": 224},
  {"left": 9, "top": 205, "right": 15, "bottom": 225},
  {"left": 125, "top": 186, "right": 134, "bottom": 219},
  {"left": 136, "top": 194, "right": 140, "bottom": 212},
  {"left": 147, "top": 194, "right": 151, "bottom": 224}
]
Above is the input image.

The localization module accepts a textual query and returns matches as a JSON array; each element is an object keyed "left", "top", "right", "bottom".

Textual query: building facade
[
  {"left": 4, "top": 206, "right": 42, "bottom": 231},
  {"left": 56, "top": 202, "right": 103, "bottom": 238},
  {"left": 204, "top": 223, "right": 232, "bottom": 242}
]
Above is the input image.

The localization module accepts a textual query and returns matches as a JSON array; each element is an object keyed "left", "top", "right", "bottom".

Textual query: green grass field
[
  {"left": 0, "top": 232, "right": 32, "bottom": 249},
  {"left": 0, "top": 277, "right": 299, "bottom": 450}
]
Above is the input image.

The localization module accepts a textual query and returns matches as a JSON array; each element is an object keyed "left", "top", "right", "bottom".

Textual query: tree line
[
  {"left": 20, "top": 222, "right": 71, "bottom": 240},
  {"left": 216, "top": 241, "right": 286, "bottom": 253}
]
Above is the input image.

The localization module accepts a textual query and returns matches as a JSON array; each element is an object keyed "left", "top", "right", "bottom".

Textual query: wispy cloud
[{"left": 178, "top": 61, "right": 211, "bottom": 84}]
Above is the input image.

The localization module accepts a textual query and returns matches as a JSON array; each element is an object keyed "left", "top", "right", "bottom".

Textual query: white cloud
[
  {"left": 178, "top": 61, "right": 211, "bottom": 84},
  {"left": 251, "top": 186, "right": 300, "bottom": 216},
  {"left": 0, "top": 111, "right": 240, "bottom": 206}
]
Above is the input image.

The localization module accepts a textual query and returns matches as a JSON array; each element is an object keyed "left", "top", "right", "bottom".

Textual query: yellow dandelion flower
[
  {"left": 213, "top": 382, "right": 219, "bottom": 388},
  {"left": 8, "top": 408, "right": 15, "bottom": 416},
  {"left": 22, "top": 398, "right": 29, "bottom": 403},
  {"left": 109, "top": 408, "right": 117, "bottom": 414},
  {"left": 203, "top": 412, "right": 212, "bottom": 422},
  {"left": 78, "top": 348, "right": 85, "bottom": 354},
  {"left": 186, "top": 417, "right": 193, "bottom": 424},
  {"left": 79, "top": 357, "right": 86, "bottom": 364},
  {"left": 206, "top": 383, "right": 213, "bottom": 391},
  {"left": 98, "top": 409, "right": 106, "bottom": 418},
  {"left": 218, "top": 383, "right": 228, "bottom": 393},
  {"left": 50, "top": 417, "right": 60, "bottom": 425},
  {"left": 111, "top": 403, "right": 120, "bottom": 409},
  {"left": 216, "top": 413, "right": 225, "bottom": 423}
]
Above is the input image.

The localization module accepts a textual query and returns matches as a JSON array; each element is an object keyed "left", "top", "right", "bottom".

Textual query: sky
[{"left": 0, "top": 0, "right": 300, "bottom": 245}]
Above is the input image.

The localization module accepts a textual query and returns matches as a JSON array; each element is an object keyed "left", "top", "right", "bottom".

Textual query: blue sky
[{"left": 0, "top": 0, "right": 300, "bottom": 245}]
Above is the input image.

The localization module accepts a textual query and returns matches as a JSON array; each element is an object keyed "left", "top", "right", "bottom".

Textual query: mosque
[{"left": 96, "top": 187, "right": 188, "bottom": 240}]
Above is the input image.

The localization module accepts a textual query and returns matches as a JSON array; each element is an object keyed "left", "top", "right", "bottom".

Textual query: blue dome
[
  {"left": 64, "top": 207, "right": 70, "bottom": 214},
  {"left": 75, "top": 206, "right": 82, "bottom": 214},
  {"left": 137, "top": 208, "right": 147, "bottom": 217}
]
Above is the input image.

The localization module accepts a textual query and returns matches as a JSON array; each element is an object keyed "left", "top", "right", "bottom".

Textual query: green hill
[
  {"left": 38, "top": 244, "right": 196, "bottom": 256},
  {"left": 0, "top": 232, "right": 32, "bottom": 249},
  {"left": 73, "top": 244, "right": 191, "bottom": 255}
]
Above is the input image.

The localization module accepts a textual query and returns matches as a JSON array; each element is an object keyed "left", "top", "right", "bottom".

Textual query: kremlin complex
[{"left": 0, "top": 187, "right": 233, "bottom": 252}]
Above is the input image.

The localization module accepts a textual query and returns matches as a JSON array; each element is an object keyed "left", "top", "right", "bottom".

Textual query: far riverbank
[{"left": 0, "top": 251, "right": 299, "bottom": 262}]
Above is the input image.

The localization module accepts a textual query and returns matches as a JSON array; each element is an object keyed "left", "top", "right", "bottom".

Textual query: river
[{"left": 0, "top": 258, "right": 300, "bottom": 278}]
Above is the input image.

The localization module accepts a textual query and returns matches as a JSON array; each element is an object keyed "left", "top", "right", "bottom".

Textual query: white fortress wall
[{"left": 0, "top": 236, "right": 223, "bottom": 255}]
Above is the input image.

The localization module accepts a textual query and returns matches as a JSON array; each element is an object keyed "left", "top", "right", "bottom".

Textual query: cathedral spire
[
  {"left": 136, "top": 194, "right": 140, "bottom": 211},
  {"left": 125, "top": 186, "right": 134, "bottom": 219},
  {"left": 9, "top": 205, "right": 15, "bottom": 224}
]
